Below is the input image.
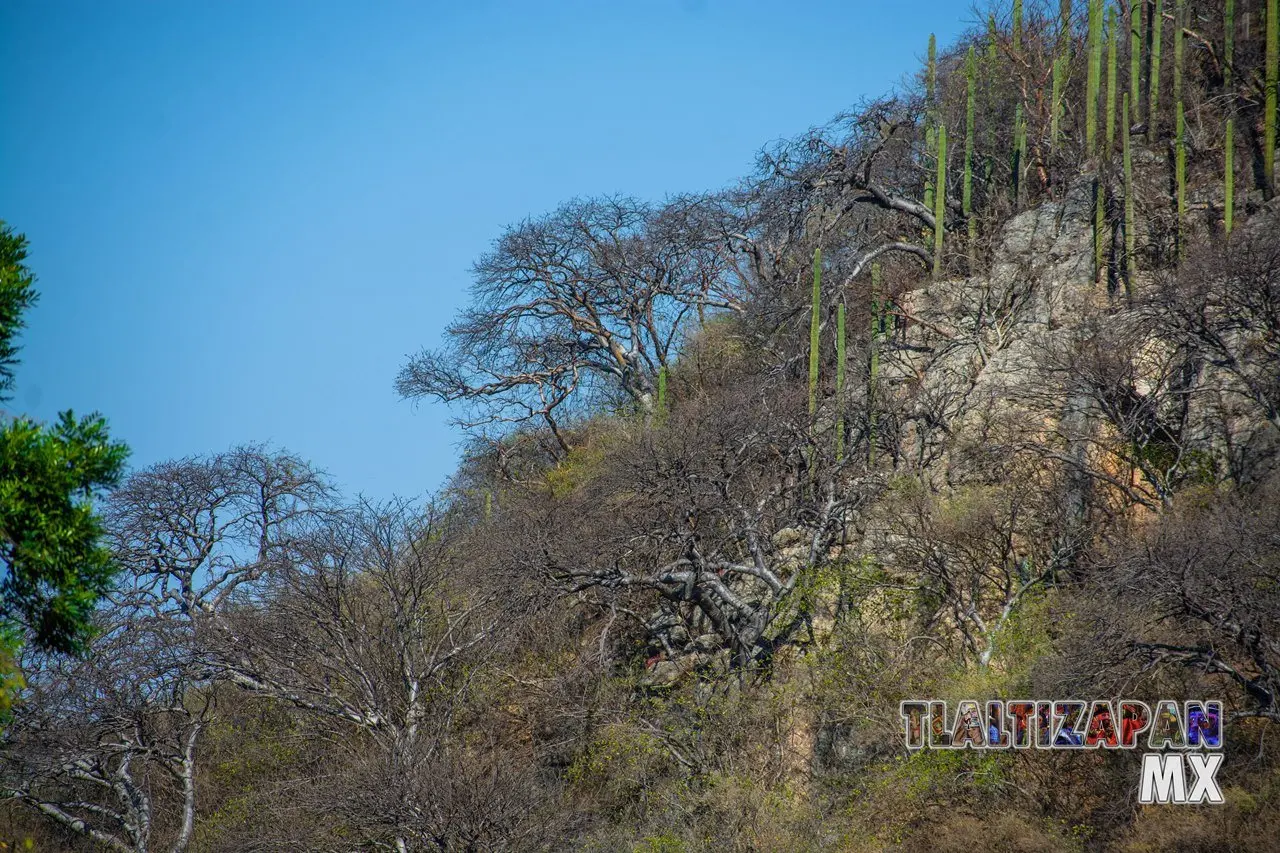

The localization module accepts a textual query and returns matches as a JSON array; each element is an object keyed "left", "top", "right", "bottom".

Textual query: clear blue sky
[{"left": 2, "top": 1, "right": 972, "bottom": 500}]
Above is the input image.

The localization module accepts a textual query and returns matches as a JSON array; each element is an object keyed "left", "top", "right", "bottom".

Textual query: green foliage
[
  {"left": 633, "top": 835, "right": 687, "bottom": 853},
  {"left": 896, "top": 744, "right": 1010, "bottom": 801},
  {"left": 545, "top": 439, "right": 608, "bottom": 497},
  {"left": 0, "top": 225, "right": 38, "bottom": 401},
  {"left": 0, "top": 411, "right": 128, "bottom": 653},
  {"left": 0, "top": 224, "right": 129, "bottom": 655},
  {"left": 0, "top": 627, "right": 26, "bottom": 726}
]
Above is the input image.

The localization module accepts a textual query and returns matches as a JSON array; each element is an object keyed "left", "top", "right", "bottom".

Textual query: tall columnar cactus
[
  {"left": 1095, "top": 178, "right": 1106, "bottom": 282},
  {"left": 1225, "top": 0, "right": 1236, "bottom": 235},
  {"left": 1050, "top": 1, "right": 1072, "bottom": 151},
  {"left": 1123, "top": 92, "right": 1136, "bottom": 296},
  {"left": 835, "top": 301, "right": 846, "bottom": 461},
  {"left": 1013, "top": 103, "right": 1027, "bottom": 207},
  {"left": 809, "top": 248, "right": 821, "bottom": 417},
  {"left": 1150, "top": 0, "right": 1163, "bottom": 135},
  {"left": 986, "top": 17, "right": 1000, "bottom": 194},
  {"left": 964, "top": 46, "right": 977, "bottom": 269},
  {"left": 1174, "top": 0, "right": 1186, "bottom": 252},
  {"left": 1106, "top": 5, "right": 1119, "bottom": 152},
  {"left": 1266, "top": 0, "right": 1278, "bottom": 197},
  {"left": 933, "top": 125, "right": 947, "bottom": 277},
  {"left": 924, "top": 34, "right": 938, "bottom": 211},
  {"left": 868, "top": 263, "right": 883, "bottom": 465},
  {"left": 1226, "top": 118, "right": 1236, "bottom": 236},
  {"left": 1172, "top": 0, "right": 1183, "bottom": 110},
  {"left": 1225, "top": 0, "right": 1235, "bottom": 91},
  {"left": 1051, "top": 55, "right": 1066, "bottom": 147},
  {"left": 1087, "top": 0, "right": 1104, "bottom": 155},
  {"left": 1130, "top": 2, "right": 1143, "bottom": 124},
  {"left": 656, "top": 364, "right": 668, "bottom": 416},
  {"left": 1011, "top": 0, "right": 1025, "bottom": 208},
  {"left": 1013, "top": 0, "right": 1023, "bottom": 54},
  {"left": 985, "top": 17, "right": 998, "bottom": 185}
]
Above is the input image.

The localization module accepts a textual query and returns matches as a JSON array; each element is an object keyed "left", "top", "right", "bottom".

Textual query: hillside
[{"left": 3, "top": 1, "right": 1280, "bottom": 851}]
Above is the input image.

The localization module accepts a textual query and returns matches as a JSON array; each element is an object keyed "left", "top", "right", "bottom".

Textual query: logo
[{"left": 900, "top": 699, "right": 1223, "bottom": 804}]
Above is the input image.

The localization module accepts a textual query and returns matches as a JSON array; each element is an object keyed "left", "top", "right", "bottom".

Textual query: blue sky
[{"left": 2, "top": 1, "right": 972, "bottom": 500}]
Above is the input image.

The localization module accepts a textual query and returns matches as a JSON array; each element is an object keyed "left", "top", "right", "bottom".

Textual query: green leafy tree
[{"left": 0, "top": 222, "right": 128, "bottom": 655}]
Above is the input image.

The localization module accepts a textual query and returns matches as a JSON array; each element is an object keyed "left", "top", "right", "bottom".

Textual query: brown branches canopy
[
  {"left": 0, "top": 447, "right": 330, "bottom": 853},
  {"left": 493, "top": 376, "right": 877, "bottom": 672},
  {"left": 395, "top": 100, "right": 949, "bottom": 457},
  {"left": 395, "top": 195, "right": 744, "bottom": 450},
  {"left": 2, "top": 620, "right": 208, "bottom": 853},
  {"left": 2, "top": 447, "right": 550, "bottom": 852}
]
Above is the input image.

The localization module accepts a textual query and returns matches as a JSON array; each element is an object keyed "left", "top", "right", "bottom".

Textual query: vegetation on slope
[{"left": 4, "top": 1, "right": 1280, "bottom": 850}]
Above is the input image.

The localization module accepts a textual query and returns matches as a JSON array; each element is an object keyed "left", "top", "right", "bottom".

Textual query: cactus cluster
[{"left": 800, "top": 0, "right": 1280, "bottom": 460}]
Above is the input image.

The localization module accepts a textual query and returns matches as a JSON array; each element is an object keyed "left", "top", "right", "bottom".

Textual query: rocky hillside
[{"left": 4, "top": 2, "right": 1280, "bottom": 851}]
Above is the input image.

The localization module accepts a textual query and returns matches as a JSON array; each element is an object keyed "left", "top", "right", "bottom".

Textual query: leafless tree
[
  {"left": 106, "top": 445, "right": 333, "bottom": 621},
  {"left": 503, "top": 377, "right": 875, "bottom": 672},
  {"left": 203, "top": 497, "right": 554, "bottom": 850},
  {"left": 875, "top": 476, "right": 1067, "bottom": 668},
  {"left": 1144, "top": 223, "right": 1280, "bottom": 463},
  {"left": 396, "top": 196, "right": 743, "bottom": 453},
  {"left": 1095, "top": 474, "right": 1280, "bottom": 723},
  {"left": 703, "top": 101, "right": 940, "bottom": 340},
  {"left": 1, "top": 616, "right": 209, "bottom": 853},
  {"left": 1, "top": 447, "right": 330, "bottom": 851},
  {"left": 211, "top": 499, "right": 498, "bottom": 745}
]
